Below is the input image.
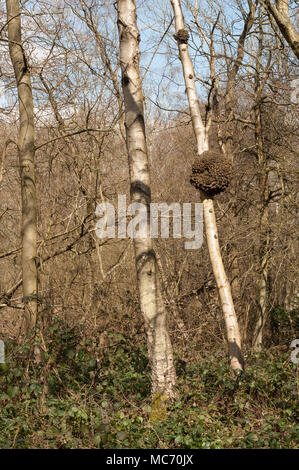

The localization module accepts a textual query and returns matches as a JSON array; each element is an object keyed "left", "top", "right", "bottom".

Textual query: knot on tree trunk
[
  {"left": 173, "top": 29, "right": 189, "bottom": 44},
  {"left": 190, "top": 151, "right": 232, "bottom": 196},
  {"left": 121, "top": 74, "right": 130, "bottom": 87}
]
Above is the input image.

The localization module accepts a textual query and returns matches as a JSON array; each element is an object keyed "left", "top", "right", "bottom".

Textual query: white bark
[
  {"left": 170, "top": 0, "right": 243, "bottom": 371},
  {"left": 169, "top": 2, "right": 208, "bottom": 156},
  {"left": 117, "top": 0, "right": 176, "bottom": 398},
  {"left": 204, "top": 199, "right": 243, "bottom": 370}
]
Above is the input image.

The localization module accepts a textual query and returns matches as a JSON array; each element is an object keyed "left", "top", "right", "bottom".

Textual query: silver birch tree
[
  {"left": 170, "top": 0, "right": 244, "bottom": 371},
  {"left": 116, "top": 0, "right": 177, "bottom": 399}
]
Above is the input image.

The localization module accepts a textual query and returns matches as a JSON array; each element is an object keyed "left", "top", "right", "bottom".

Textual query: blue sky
[{"left": 0, "top": 0, "right": 265, "bottom": 121}]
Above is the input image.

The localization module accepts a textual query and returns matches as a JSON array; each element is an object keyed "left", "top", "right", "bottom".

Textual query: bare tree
[
  {"left": 116, "top": 0, "right": 177, "bottom": 398},
  {"left": 6, "top": 0, "right": 38, "bottom": 334},
  {"left": 251, "top": 9, "right": 272, "bottom": 349},
  {"left": 170, "top": 0, "right": 244, "bottom": 371},
  {"left": 263, "top": 0, "right": 299, "bottom": 59}
]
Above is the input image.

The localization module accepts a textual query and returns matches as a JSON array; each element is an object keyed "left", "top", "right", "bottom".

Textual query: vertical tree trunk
[
  {"left": 212, "top": 1, "right": 256, "bottom": 344},
  {"left": 116, "top": 0, "right": 176, "bottom": 398},
  {"left": 252, "top": 15, "right": 271, "bottom": 350},
  {"left": 6, "top": 0, "right": 38, "bottom": 333},
  {"left": 170, "top": 0, "right": 244, "bottom": 371},
  {"left": 253, "top": 203, "right": 269, "bottom": 351}
]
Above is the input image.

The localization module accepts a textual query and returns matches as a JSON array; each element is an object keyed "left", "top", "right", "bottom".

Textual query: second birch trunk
[{"left": 170, "top": 0, "right": 244, "bottom": 371}]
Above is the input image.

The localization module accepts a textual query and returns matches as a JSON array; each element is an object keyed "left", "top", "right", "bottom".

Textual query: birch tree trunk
[
  {"left": 6, "top": 0, "right": 38, "bottom": 333},
  {"left": 170, "top": 0, "right": 244, "bottom": 371},
  {"left": 116, "top": 0, "right": 176, "bottom": 399}
]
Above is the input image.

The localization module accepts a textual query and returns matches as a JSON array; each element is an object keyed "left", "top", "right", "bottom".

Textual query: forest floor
[{"left": 0, "top": 320, "right": 298, "bottom": 449}]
